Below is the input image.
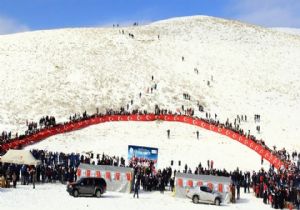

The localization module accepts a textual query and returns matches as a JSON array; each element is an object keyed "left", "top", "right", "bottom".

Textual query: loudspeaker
[
  {"left": 178, "top": 160, "right": 181, "bottom": 166},
  {"left": 171, "top": 160, "right": 174, "bottom": 166}
]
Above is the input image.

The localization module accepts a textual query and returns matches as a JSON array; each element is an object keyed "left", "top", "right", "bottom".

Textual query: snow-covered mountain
[
  {"left": 272, "top": 27, "right": 300, "bottom": 36},
  {"left": 1, "top": 15, "right": 300, "bottom": 158}
]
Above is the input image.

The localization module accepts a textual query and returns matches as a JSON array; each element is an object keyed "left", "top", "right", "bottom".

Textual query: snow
[
  {"left": 25, "top": 121, "right": 270, "bottom": 172},
  {"left": 0, "top": 183, "right": 268, "bottom": 210},
  {"left": 0, "top": 15, "right": 300, "bottom": 153},
  {"left": 271, "top": 27, "right": 300, "bottom": 36},
  {"left": 1, "top": 15, "right": 300, "bottom": 209}
]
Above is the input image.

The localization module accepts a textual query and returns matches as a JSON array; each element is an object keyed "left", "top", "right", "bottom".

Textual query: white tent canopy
[{"left": 0, "top": 149, "right": 41, "bottom": 165}]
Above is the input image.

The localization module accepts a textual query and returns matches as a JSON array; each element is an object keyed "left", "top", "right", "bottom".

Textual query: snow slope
[
  {"left": 0, "top": 183, "right": 269, "bottom": 210},
  {"left": 272, "top": 27, "right": 300, "bottom": 36},
  {"left": 1, "top": 15, "right": 299, "bottom": 210},
  {"left": 1, "top": 15, "right": 300, "bottom": 152}
]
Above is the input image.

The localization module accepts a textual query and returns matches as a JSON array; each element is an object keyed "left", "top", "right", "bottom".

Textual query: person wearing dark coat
[{"left": 133, "top": 177, "right": 140, "bottom": 198}]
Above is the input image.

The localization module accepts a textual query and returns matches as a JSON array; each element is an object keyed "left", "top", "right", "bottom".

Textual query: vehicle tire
[
  {"left": 192, "top": 195, "right": 199, "bottom": 204},
  {"left": 95, "top": 189, "right": 102, "bottom": 198},
  {"left": 215, "top": 198, "right": 221, "bottom": 206},
  {"left": 73, "top": 190, "right": 79, "bottom": 198}
]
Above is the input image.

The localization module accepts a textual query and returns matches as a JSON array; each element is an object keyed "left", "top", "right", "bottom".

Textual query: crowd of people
[
  {"left": 0, "top": 106, "right": 296, "bottom": 172},
  {"left": 1, "top": 73, "right": 300, "bottom": 207}
]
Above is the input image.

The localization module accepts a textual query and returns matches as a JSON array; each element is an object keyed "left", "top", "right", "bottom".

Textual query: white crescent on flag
[
  {"left": 218, "top": 128, "right": 222, "bottom": 133},
  {"left": 183, "top": 117, "right": 188, "bottom": 122},
  {"left": 109, "top": 117, "right": 113, "bottom": 121},
  {"left": 232, "top": 134, "right": 236, "bottom": 139},
  {"left": 201, "top": 122, "right": 205, "bottom": 127},
  {"left": 209, "top": 125, "right": 214, "bottom": 130},
  {"left": 225, "top": 130, "right": 230, "bottom": 136},
  {"left": 259, "top": 149, "right": 264, "bottom": 154},
  {"left": 137, "top": 116, "right": 141, "bottom": 121},
  {"left": 118, "top": 116, "right": 121, "bottom": 121},
  {"left": 264, "top": 153, "right": 269, "bottom": 159},
  {"left": 174, "top": 116, "right": 179, "bottom": 121},
  {"left": 127, "top": 116, "right": 131, "bottom": 121},
  {"left": 146, "top": 115, "right": 151, "bottom": 120},
  {"left": 192, "top": 120, "right": 196, "bottom": 125},
  {"left": 249, "top": 143, "right": 254, "bottom": 148},
  {"left": 254, "top": 146, "right": 259, "bottom": 151},
  {"left": 164, "top": 116, "right": 168, "bottom": 121}
]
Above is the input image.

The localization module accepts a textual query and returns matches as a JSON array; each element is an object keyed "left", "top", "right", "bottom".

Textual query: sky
[{"left": 0, "top": 0, "right": 300, "bottom": 35}]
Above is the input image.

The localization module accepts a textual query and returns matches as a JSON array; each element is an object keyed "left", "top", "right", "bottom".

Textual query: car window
[
  {"left": 82, "top": 178, "right": 93, "bottom": 186},
  {"left": 200, "top": 186, "right": 212, "bottom": 193}
]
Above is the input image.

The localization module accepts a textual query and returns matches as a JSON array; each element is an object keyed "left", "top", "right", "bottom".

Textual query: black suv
[{"left": 67, "top": 177, "right": 107, "bottom": 197}]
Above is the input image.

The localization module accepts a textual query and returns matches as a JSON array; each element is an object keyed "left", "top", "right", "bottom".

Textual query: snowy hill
[
  {"left": 272, "top": 27, "right": 300, "bottom": 36},
  {"left": 1, "top": 15, "right": 300, "bottom": 162}
]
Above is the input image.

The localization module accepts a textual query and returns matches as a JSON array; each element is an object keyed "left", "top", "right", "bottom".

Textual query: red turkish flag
[
  {"left": 96, "top": 171, "right": 101, "bottom": 178},
  {"left": 115, "top": 172, "right": 120, "bottom": 181},
  {"left": 218, "top": 183, "right": 223, "bottom": 193},
  {"left": 207, "top": 183, "right": 214, "bottom": 190},
  {"left": 197, "top": 181, "right": 203, "bottom": 186},
  {"left": 187, "top": 180, "right": 193, "bottom": 187},
  {"left": 105, "top": 171, "right": 111, "bottom": 180},
  {"left": 177, "top": 178, "right": 183, "bottom": 187},
  {"left": 77, "top": 168, "right": 81, "bottom": 177},
  {"left": 126, "top": 172, "right": 131, "bottom": 181},
  {"left": 86, "top": 169, "right": 91, "bottom": 177}
]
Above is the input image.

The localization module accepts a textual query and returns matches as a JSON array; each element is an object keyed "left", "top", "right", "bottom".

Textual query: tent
[{"left": 0, "top": 149, "right": 41, "bottom": 165}]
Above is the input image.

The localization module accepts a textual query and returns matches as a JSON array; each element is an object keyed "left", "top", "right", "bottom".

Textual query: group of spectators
[{"left": 0, "top": 105, "right": 296, "bottom": 171}]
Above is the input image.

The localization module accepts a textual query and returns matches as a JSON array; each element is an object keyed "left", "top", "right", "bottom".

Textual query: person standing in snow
[{"left": 133, "top": 176, "right": 140, "bottom": 198}]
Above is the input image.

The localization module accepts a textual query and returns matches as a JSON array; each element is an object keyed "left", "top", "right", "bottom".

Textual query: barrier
[
  {"left": 1, "top": 114, "right": 285, "bottom": 169},
  {"left": 77, "top": 163, "right": 133, "bottom": 193},
  {"left": 175, "top": 172, "right": 232, "bottom": 203}
]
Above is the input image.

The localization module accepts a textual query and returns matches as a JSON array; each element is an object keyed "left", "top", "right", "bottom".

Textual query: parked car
[
  {"left": 67, "top": 177, "right": 107, "bottom": 197},
  {"left": 186, "top": 185, "right": 222, "bottom": 205}
]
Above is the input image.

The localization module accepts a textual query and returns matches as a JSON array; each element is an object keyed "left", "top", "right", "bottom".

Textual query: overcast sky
[{"left": 0, "top": 0, "right": 299, "bottom": 35}]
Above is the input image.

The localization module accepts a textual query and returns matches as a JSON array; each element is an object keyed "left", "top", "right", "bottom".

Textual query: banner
[
  {"left": 175, "top": 172, "right": 232, "bottom": 203},
  {"left": 1, "top": 114, "right": 285, "bottom": 169},
  {"left": 128, "top": 145, "right": 158, "bottom": 167},
  {"left": 77, "top": 163, "right": 134, "bottom": 193}
]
